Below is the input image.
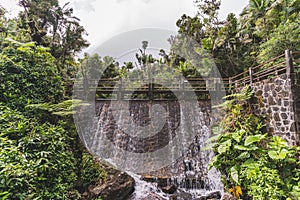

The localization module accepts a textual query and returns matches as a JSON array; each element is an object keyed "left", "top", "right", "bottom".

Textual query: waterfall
[{"left": 92, "top": 100, "right": 223, "bottom": 199}]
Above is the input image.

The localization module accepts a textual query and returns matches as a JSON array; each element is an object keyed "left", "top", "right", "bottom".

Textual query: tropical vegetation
[
  {"left": 0, "top": 0, "right": 299, "bottom": 199},
  {"left": 209, "top": 86, "right": 300, "bottom": 199}
]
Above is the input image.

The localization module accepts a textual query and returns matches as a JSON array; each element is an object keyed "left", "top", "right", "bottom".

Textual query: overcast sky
[{"left": 3, "top": 0, "right": 248, "bottom": 56}]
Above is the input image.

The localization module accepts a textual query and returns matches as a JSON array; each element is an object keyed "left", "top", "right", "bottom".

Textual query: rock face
[
  {"left": 169, "top": 192, "right": 193, "bottom": 200},
  {"left": 194, "top": 191, "right": 222, "bottom": 200},
  {"left": 221, "top": 193, "right": 236, "bottom": 200},
  {"left": 139, "top": 192, "right": 166, "bottom": 200},
  {"left": 88, "top": 165, "right": 135, "bottom": 200},
  {"left": 169, "top": 190, "right": 222, "bottom": 200},
  {"left": 161, "top": 185, "right": 177, "bottom": 194}
]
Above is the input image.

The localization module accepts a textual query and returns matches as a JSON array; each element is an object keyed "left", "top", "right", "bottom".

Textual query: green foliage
[
  {"left": 209, "top": 86, "right": 300, "bottom": 199},
  {"left": 80, "top": 151, "right": 106, "bottom": 189},
  {"left": 25, "top": 100, "right": 107, "bottom": 196},
  {"left": 0, "top": 2, "right": 107, "bottom": 199},
  {"left": 80, "top": 53, "right": 120, "bottom": 80},
  {"left": 0, "top": 40, "right": 63, "bottom": 109},
  {"left": 0, "top": 103, "right": 107, "bottom": 199},
  {"left": 0, "top": 1, "right": 89, "bottom": 96},
  {"left": 258, "top": 20, "right": 300, "bottom": 62},
  {"left": 18, "top": 0, "right": 89, "bottom": 65},
  {"left": 172, "top": 0, "right": 300, "bottom": 77},
  {"left": 26, "top": 99, "right": 87, "bottom": 116},
  {"left": 0, "top": 104, "right": 76, "bottom": 199}
]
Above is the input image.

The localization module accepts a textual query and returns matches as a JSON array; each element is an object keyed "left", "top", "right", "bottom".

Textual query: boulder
[
  {"left": 139, "top": 192, "right": 167, "bottom": 200},
  {"left": 169, "top": 191, "right": 192, "bottom": 200},
  {"left": 142, "top": 175, "right": 170, "bottom": 188},
  {"left": 221, "top": 193, "right": 236, "bottom": 200},
  {"left": 161, "top": 185, "right": 177, "bottom": 194},
  {"left": 88, "top": 165, "right": 135, "bottom": 200},
  {"left": 194, "top": 191, "right": 222, "bottom": 200}
]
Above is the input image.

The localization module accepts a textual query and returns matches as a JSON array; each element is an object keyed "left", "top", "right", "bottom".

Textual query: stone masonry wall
[
  {"left": 249, "top": 73, "right": 299, "bottom": 145},
  {"left": 292, "top": 72, "right": 300, "bottom": 142}
]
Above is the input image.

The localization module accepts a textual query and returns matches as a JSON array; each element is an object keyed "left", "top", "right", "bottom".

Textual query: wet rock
[
  {"left": 141, "top": 175, "right": 170, "bottom": 188},
  {"left": 194, "top": 191, "right": 222, "bottom": 200},
  {"left": 161, "top": 185, "right": 177, "bottom": 194},
  {"left": 206, "top": 191, "right": 222, "bottom": 199},
  {"left": 88, "top": 165, "right": 135, "bottom": 200},
  {"left": 221, "top": 193, "right": 236, "bottom": 200},
  {"left": 169, "top": 191, "right": 192, "bottom": 200},
  {"left": 139, "top": 192, "right": 166, "bottom": 200},
  {"left": 157, "top": 178, "right": 169, "bottom": 188}
]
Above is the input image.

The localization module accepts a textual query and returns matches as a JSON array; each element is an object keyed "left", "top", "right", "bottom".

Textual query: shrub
[
  {"left": 209, "top": 86, "right": 300, "bottom": 199},
  {"left": 0, "top": 40, "right": 63, "bottom": 110},
  {"left": 0, "top": 104, "right": 77, "bottom": 199}
]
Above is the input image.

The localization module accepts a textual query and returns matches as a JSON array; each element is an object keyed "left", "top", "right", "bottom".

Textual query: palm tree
[
  {"left": 239, "top": 0, "right": 273, "bottom": 39},
  {"left": 267, "top": 0, "right": 300, "bottom": 22}
]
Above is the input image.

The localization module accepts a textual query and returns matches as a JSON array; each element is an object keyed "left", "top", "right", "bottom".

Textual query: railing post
[
  {"left": 214, "top": 78, "right": 217, "bottom": 91},
  {"left": 83, "top": 76, "right": 89, "bottom": 100},
  {"left": 285, "top": 49, "right": 294, "bottom": 77},
  {"left": 180, "top": 77, "right": 185, "bottom": 99},
  {"left": 249, "top": 67, "right": 253, "bottom": 86},
  {"left": 229, "top": 77, "right": 233, "bottom": 93},
  {"left": 205, "top": 78, "right": 210, "bottom": 91},
  {"left": 148, "top": 78, "right": 154, "bottom": 100},
  {"left": 180, "top": 77, "right": 185, "bottom": 91},
  {"left": 118, "top": 79, "right": 123, "bottom": 100},
  {"left": 214, "top": 78, "right": 221, "bottom": 91}
]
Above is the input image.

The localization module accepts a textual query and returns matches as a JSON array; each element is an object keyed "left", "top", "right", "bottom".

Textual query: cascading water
[{"left": 93, "top": 100, "right": 223, "bottom": 199}]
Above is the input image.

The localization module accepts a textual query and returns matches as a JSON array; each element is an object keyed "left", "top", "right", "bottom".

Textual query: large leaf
[
  {"left": 217, "top": 140, "right": 232, "bottom": 154},
  {"left": 269, "top": 136, "right": 288, "bottom": 148},
  {"left": 0, "top": 191, "right": 10, "bottom": 200},
  {"left": 231, "top": 166, "right": 239, "bottom": 184},
  {"left": 232, "top": 129, "right": 246, "bottom": 143},
  {"left": 268, "top": 149, "right": 288, "bottom": 160},
  {"left": 208, "top": 155, "right": 219, "bottom": 170},
  {"left": 244, "top": 134, "right": 266, "bottom": 146},
  {"left": 241, "top": 159, "right": 260, "bottom": 169},
  {"left": 234, "top": 145, "right": 258, "bottom": 151},
  {"left": 237, "top": 152, "right": 250, "bottom": 160},
  {"left": 206, "top": 134, "right": 221, "bottom": 143}
]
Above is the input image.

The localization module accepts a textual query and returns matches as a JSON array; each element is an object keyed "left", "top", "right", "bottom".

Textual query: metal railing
[
  {"left": 74, "top": 77, "right": 230, "bottom": 100},
  {"left": 73, "top": 50, "right": 299, "bottom": 100},
  {"left": 230, "top": 50, "right": 300, "bottom": 89}
]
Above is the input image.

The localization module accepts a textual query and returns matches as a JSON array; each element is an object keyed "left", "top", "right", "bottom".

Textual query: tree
[
  {"left": 173, "top": 1, "right": 254, "bottom": 77},
  {"left": 135, "top": 40, "right": 158, "bottom": 68},
  {"left": 18, "top": 0, "right": 89, "bottom": 67},
  {"left": 239, "top": 0, "right": 273, "bottom": 40},
  {"left": 268, "top": 0, "right": 300, "bottom": 22},
  {"left": 0, "top": 39, "right": 64, "bottom": 110},
  {"left": 213, "top": 13, "right": 253, "bottom": 77},
  {"left": 258, "top": 21, "right": 300, "bottom": 62},
  {"left": 80, "top": 53, "right": 120, "bottom": 79},
  {"left": 15, "top": 0, "right": 89, "bottom": 96},
  {"left": 0, "top": 2, "right": 107, "bottom": 198},
  {"left": 194, "top": 0, "right": 222, "bottom": 52},
  {"left": 176, "top": 14, "right": 205, "bottom": 43}
]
